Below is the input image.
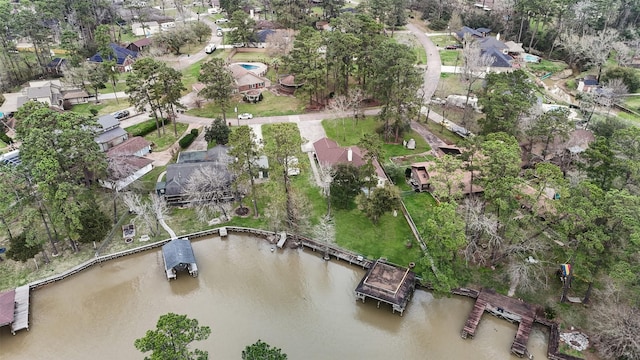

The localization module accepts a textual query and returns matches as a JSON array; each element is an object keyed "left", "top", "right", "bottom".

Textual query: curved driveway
[{"left": 407, "top": 23, "right": 441, "bottom": 99}]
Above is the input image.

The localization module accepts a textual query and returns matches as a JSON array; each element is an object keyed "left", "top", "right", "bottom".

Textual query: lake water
[{"left": 0, "top": 234, "right": 549, "bottom": 359}]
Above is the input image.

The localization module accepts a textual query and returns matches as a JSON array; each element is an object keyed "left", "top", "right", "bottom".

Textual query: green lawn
[
  {"left": 402, "top": 191, "right": 437, "bottom": 231},
  {"left": 99, "top": 81, "right": 127, "bottom": 94},
  {"left": 440, "top": 50, "right": 461, "bottom": 66},
  {"left": 623, "top": 96, "right": 640, "bottom": 110},
  {"left": 322, "top": 117, "right": 431, "bottom": 158},
  {"left": 187, "top": 91, "right": 304, "bottom": 118},
  {"left": 334, "top": 207, "right": 424, "bottom": 270},
  {"left": 229, "top": 51, "right": 275, "bottom": 63},
  {"left": 71, "top": 100, "right": 130, "bottom": 116},
  {"left": 527, "top": 59, "right": 569, "bottom": 74},
  {"left": 137, "top": 165, "right": 167, "bottom": 193},
  {"left": 429, "top": 35, "right": 458, "bottom": 47},
  {"left": 128, "top": 121, "right": 189, "bottom": 152},
  {"left": 615, "top": 110, "right": 640, "bottom": 125}
]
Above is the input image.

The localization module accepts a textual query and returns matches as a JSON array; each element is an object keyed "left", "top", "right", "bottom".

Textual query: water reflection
[{"left": 0, "top": 234, "right": 548, "bottom": 359}]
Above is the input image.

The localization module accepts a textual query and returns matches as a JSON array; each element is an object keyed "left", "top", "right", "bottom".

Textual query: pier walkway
[
  {"left": 457, "top": 288, "right": 584, "bottom": 359},
  {"left": 11, "top": 285, "right": 29, "bottom": 334},
  {"left": 461, "top": 289, "right": 537, "bottom": 358}
]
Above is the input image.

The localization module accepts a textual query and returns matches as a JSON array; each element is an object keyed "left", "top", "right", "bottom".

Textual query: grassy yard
[
  {"left": 440, "top": 50, "right": 461, "bottom": 66},
  {"left": 229, "top": 51, "right": 275, "bottom": 63},
  {"left": 333, "top": 207, "right": 424, "bottom": 269},
  {"left": 137, "top": 165, "right": 168, "bottom": 193},
  {"left": 429, "top": 35, "right": 458, "bottom": 47},
  {"left": 71, "top": 99, "right": 131, "bottom": 116},
  {"left": 322, "top": 117, "right": 431, "bottom": 158},
  {"left": 402, "top": 191, "right": 437, "bottom": 231},
  {"left": 125, "top": 121, "right": 189, "bottom": 151},
  {"left": 188, "top": 91, "right": 304, "bottom": 118},
  {"left": 623, "top": 96, "right": 640, "bottom": 110},
  {"left": 526, "top": 59, "right": 569, "bottom": 75},
  {"left": 98, "top": 81, "right": 128, "bottom": 94}
]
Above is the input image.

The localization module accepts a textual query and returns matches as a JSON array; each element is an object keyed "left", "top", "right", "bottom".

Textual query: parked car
[
  {"left": 232, "top": 42, "right": 244, "bottom": 48},
  {"left": 445, "top": 44, "right": 462, "bottom": 50},
  {"left": 237, "top": 113, "right": 253, "bottom": 120},
  {"left": 205, "top": 44, "right": 217, "bottom": 54},
  {"left": 216, "top": 18, "right": 229, "bottom": 24},
  {"left": 112, "top": 110, "right": 130, "bottom": 120}
]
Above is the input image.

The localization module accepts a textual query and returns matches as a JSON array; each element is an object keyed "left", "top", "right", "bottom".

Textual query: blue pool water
[
  {"left": 522, "top": 53, "right": 540, "bottom": 63},
  {"left": 240, "top": 64, "right": 259, "bottom": 70}
]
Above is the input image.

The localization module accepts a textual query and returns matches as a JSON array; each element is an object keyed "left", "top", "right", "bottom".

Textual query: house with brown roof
[
  {"left": 126, "top": 37, "right": 153, "bottom": 52},
  {"left": 228, "top": 63, "right": 271, "bottom": 93},
  {"left": 100, "top": 136, "right": 153, "bottom": 191},
  {"left": 409, "top": 161, "right": 482, "bottom": 196},
  {"left": 313, "top": 137, "right": 387, "bottom": 188},
  {"left": 107, "top": 136, "right": 151, "bottom": 157}
]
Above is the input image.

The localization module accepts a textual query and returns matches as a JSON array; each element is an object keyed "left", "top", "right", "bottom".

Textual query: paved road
[
  {"left": 110, "top": 20, "right": 456, "bottom": 166},
  {"left": 407, "top": 23, "right": 441, "bottom": 99}
]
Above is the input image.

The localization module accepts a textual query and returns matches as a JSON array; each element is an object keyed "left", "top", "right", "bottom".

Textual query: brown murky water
[{"left": 0, "top": 234, "right": 549, "bottom": 359}]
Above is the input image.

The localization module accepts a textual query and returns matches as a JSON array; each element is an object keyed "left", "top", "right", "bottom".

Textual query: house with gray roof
[
  {"left": 454, "top": 27, "right": 517, "bottom": 69},
  {"left": 95, "top": 114, "right": 129, "bottom": 152},
  {"left": 159, "top": 145, "right": 236, "bottom": 205},
  {"left": 0, "top": 80, "right": 88, "bottom": 114}
]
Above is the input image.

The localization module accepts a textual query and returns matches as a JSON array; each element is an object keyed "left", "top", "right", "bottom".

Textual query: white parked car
[
  {"left": 216, "top": 18, "right": 229, "bottom": 24},
  {"left": 237, "top": 113, "right": 253, "bottom": 120},
  {"left": 205, "top": 44, "right": 217, "bottom": 54}
]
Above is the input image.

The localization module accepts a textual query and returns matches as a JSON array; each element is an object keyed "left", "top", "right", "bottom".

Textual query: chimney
[{"left": 347, "top": 148, "right": 352, "bottom": 162}]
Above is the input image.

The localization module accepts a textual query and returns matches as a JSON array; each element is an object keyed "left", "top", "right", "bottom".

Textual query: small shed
[{"left": 162, "top": 238, "right": 198, "bottom": 280}]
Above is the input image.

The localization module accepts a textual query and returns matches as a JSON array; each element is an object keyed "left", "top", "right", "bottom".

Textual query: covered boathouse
[
  {"left": 355, "top": 260, "right": 416, "bottom": 315},
  {"left": 162, "top": 238, "right": 198, "bottom": 280}
]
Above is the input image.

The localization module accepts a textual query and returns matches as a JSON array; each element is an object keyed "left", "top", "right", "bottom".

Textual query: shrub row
[
  {"left": 179, "top": 133, "right": 197, "bottom": 148},
  {"left": 129, "top": 118, "right": 170, "bottom": 137}
]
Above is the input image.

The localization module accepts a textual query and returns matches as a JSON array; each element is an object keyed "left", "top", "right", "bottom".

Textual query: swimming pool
[
  {"left": 231, "top": 62, "right": 269, "bottom": 77},
  {"left": 522, "top": 53, "right": 540, "bottom": 63},
  {"left": 240, "top": 64, "right": 259, "bottom": 70}
]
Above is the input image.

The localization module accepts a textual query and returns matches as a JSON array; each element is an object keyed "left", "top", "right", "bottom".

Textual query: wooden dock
[
  {"left": 11, "top": 285, "right": 29, "bottom": 334},
  {"left": 461, "top": 289, "right": 537, "bottom": 358},
  {"left": 298, "top": 235, "right": 372, "bottom": 268}
]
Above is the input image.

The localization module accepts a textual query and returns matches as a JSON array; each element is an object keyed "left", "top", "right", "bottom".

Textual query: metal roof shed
[{"left": 162, "top": 238, "right": 198, "bottom": 280}]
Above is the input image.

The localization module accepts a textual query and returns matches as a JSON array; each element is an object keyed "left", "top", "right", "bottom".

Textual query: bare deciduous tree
[
  {"left": 591, "top": 282, "right": 640, "bottom": 360},
  {"left": 462, "top": 197, "right": 502, "bottom": 265},
  {"left": 460, "top": 34, "right": 494, "bottom": 127},
  {"left": 506, "top": 258, "right": 548, "bottom": 295},
  {"left": 122, "top": 192, "right": 159, "bottom": 236},
  {"left": 184, "top": 166, "right": 234, "bottom": 223},
  {"left": 313, "top": 215, "right": 335, "bottom": 259},
  {"left": 317, "top": 164, "right": 335, "bottom": 216},
  {"left": 266, "top": 29, "right": 295, "bottom": 58},
  {"left": 103, "top": 155, "right": 146, "bottom": 223}
]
